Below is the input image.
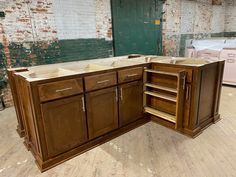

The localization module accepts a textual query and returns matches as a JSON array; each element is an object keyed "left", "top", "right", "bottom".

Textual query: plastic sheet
[
  {"left": 191, "top": 38, "right": 236, "bottom": 51},
  {"left": 192, "top": 39, "right": 227, "bottom": 51}
]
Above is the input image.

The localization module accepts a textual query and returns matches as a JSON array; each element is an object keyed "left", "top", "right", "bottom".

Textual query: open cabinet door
[
  {"left": 144, "top": 64, "right": 186, "bottom": 129},
  {"left": 175, "top": 71, "right": 187, "bottom": 130}
]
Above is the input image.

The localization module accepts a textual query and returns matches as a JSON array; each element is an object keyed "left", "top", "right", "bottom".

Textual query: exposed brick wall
[
  {"left": 0, "top": 0, "right": 113, "bottom": 107},
  {"left": 225, "top": 0, "right": 236, "bottom": 33},
  {"left": 95, "top": 0, "right": 113, "bottom": 41},
  {"left": 1, "top": 0, "right": 235, "bottom": 107},
  {"left": 162, "top": 0, "right": 227, "bottom": 57}
]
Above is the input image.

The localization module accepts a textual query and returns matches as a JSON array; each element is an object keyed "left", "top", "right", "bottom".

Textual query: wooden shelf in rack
[
  {"left": 144, "top": 91, "right": 177, "bottom": 102},
  {"left": 144, "top": 107, "right": 176, "bottom": 123},
  {"left": 144, "top": 69, "right": 179, "bottom": 77},
  {"left": 145, "top": 83, "right": 177, "bottom": 93}
]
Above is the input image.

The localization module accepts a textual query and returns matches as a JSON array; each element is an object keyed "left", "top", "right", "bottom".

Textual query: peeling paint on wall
[
  {"left": 1, "top": 0, "right": 236, "bottom": 106},
  {"left": 225, "top": 1, "right": 236, "bottom": 33},
  {"left": 162, "top": 0, "right": 229, "bottom": 57},
  {"left": 0, "top": 0, "right": 113, "bottom": 106}
]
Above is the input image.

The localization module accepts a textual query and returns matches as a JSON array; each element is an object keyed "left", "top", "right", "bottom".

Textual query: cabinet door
[
  {"left": 86, "top": 87, "right": 118, "bottom": 139},
  {"left": 119, "top": 81, "right": 143, "bottom": 127},
  {"left": 41, "top": 95, "right": 88, "bottom": 158}
]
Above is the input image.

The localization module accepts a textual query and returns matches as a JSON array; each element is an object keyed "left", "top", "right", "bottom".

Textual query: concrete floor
[{"left": 0, "top": 86, "right": 236, "bottom": 177}]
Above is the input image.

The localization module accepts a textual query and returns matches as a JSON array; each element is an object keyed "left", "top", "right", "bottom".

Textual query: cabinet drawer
[
  {"left": 118, "top": 67, "right": 143, "bottom": 83},
  {"left": 85, "top": 72, "right": 117, "bottom": 91},
  {"left": 38, "top": 79, "right": 83, "bottom": 102}
]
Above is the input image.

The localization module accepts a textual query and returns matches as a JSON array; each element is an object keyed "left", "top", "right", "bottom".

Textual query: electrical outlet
[{"left": 0, "top": 11, "right": 5, "bottom": 18}]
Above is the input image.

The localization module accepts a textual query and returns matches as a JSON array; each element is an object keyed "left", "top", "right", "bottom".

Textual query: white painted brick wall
[
  {"left": 165, "top": 0, "right": 226, "bottom": 35},
  {"left": 0, "top": 0, "right": 112, "bottom": 43},
  {"left": 52, "top": 0, "right": 97, "bottom": 40},
  {"left": 194, "top": 3, "right": 212, "bottom": 33},
  {"left": 162, "top": 0, "right": 181, "bottom": 34},
  {"left": 30, "top": 0, "right": 58, "bottom": 41},
  {"left": 95, "top": 0, "right": 112, "bottom": 41},
  {"left": 0, "top": 0, "right": 58, "bottom": 43},
  {"left": 0, "top": 0, "right": 34, "bottom": 43},
  {"left": 180, "top": 1, "right": 196, "bottom": 34},
  {"left": 211, "top": 5, "right": 225, "bottom": 33},
  {"left": 225, "top": 3, "right": 236, "bottom": 32},
  {"left": 52, "top": 0, "right": 112, "bottom": 40}
]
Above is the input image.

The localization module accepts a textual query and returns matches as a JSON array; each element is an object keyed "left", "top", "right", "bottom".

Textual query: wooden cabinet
[
  {"left": 118, "top": 67, "right": 143, "bottom": 83},
  {"left": 84, "top": 72, "right": 117, "bottom": 91},
  {"left": 119, "top": 81, "right": 143, "bottom": 127},
  {"left": 38, "top": 78, "right": 83, "bottom": 102},
  {"left": 144, "top": 68, "right": 186, "bottom": 130},
  {"left": 8, "top": 59, "right": 224, "bottom": 172},
  {"left": 86, "top": 87, "right": 119, "bottom": 139},
  {"left": 144, "top": 62, "right": 225, "bottom": 137},
  {"left": 7, "top": 68, "right": 28, "bottom": 137},
  {"left": 41, "top": 95, "right": 88, "bottom": 157}
]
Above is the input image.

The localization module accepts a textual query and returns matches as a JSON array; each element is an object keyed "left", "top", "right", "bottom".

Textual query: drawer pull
[
  {"left": 97, "top": 80, "right": 110, "bottom": 84},
  {"left": 127, "top": 73, "right": 138, "bottom": 77},
  {"left": 228, "top": 54, "right": 236, "bottom": 58},
  {"left": 55, "top": 87, "right": 73, "bottom": 93},
  {"left": 116, "top": 88, "right": 118, "bottom": 102},
  {"left": 120, "top": 88, "right": 123, "bottom": 101},
  {"left": 81, "top": 96, "right": 85, "bottom": 112},
  {"left": 227, "top": 59, "right": 235, "bottom": 63},
  {"left": 182, "top": 75, "right": 186, "bottom": 90},
  {"left": 186, "top": 85, "right": 189, "bottom": 100}
]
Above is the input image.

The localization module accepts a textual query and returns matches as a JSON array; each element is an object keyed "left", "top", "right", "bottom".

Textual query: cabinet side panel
[
  {"left": 7, "top": 69, "right": 28, "bottom": 137},
  {"left": 198, "top": 65, "right": 218, "bottom": 124},
  {"left": 19, "top": 78, "right": 39, "bottom": 154}
]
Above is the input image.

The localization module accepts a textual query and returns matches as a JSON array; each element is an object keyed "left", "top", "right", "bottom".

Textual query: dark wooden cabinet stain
[
  {"left": 41, "top": 95, "right": 88, "bottom": 157},
  {"left": 8, "top": 60, "right": 224, "bottom": 172},
  {"left": 119, "top": 81, "right": 143, "bottom": 127},
  {"left": 86, "top": 87, "right": 119, "bottom": 139}
]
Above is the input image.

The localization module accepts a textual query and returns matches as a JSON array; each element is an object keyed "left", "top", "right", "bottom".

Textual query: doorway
[{"left": 111, "top": 0, "right": 163, "bottom": 56}]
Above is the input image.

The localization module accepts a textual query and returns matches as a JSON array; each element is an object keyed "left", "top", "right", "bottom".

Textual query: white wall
[
  {"left": 225, "top": 0, "right": 236, "bottom": 32},
  {"left": 52, "top": 0, "right": 112, "bottom": 40}
]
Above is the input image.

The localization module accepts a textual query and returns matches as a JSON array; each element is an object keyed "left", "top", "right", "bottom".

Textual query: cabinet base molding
[
  {"left": 213, "top": 114, "right": 221, "bottom": 123},
  {"left": 34, "top": 117, "right": 149, "bottom": 172},
  {"left": 182, "top": 127, "right": 202, "bottom": 138},
  {"left": 23, "top": 140, "right": 31, "bottom": 151},
  {"left": 199, "top": 114, "right": 221, "bottom": 132},
  {"left": 16, "top": 126, "right": 25, "bottom": 138}
]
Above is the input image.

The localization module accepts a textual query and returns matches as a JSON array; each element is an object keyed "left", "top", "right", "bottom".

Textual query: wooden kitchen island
[{"left": 7, "top": 56, "right": 224, "bottom": 172}]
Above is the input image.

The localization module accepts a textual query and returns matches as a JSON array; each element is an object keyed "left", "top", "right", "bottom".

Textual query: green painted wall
[
  {"left": 0, "top": 43, "right": 7, "bottom": 89},
  {"left": 7, "top": 38, "right": 112, "bottom": 68},
  {"left": 58, "top": 39, "right": 113, "bottom": 62},
  {"left": 0, "top": 38, "right": 113, "bottom": 89}
]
